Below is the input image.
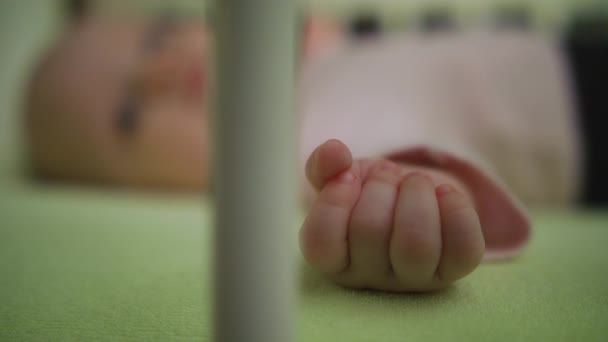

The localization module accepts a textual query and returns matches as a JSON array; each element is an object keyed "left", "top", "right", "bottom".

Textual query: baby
[{"left": 25, "top": 13, "right": 582, "bottom": 291}]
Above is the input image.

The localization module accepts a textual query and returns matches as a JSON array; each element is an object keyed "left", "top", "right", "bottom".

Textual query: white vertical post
[{"left": 212, "top": 1, "right": 297, "bottom": 342}]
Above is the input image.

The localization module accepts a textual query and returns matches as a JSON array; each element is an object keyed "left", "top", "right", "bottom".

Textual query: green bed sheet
[{"left": 1, "top": 183, "right": 608, "bottom": 341}]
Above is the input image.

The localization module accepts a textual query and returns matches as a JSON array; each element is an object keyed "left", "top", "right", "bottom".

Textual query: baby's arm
[{"left": 299, "top": 140, "right": 485, "bottom": 292}]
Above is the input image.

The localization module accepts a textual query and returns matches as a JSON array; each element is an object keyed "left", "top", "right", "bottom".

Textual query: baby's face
[
  {"left": 29, "top": 17, "right": 212, "bottom": 189},
  {"left": 28, "top": 15, "right": 342, "bottom": 190}
]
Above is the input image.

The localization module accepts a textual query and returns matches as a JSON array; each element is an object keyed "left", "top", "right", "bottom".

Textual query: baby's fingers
[
  {"left": 305, "top": 139, "right": 353, "bottom": 191},
  {"left": 389, "top": 173, "right": 442, "bottom": 290},
  {"left": 300, "top": 141, "right": 361, "bottom": 274},
  {"left": 300, "top": 172, "right": 361, "bottom": 274},
  {"left": 435, "top": 184, "right": 485, "bottom": 284}
]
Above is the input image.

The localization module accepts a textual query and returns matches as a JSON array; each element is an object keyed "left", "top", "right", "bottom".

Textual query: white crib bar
[{"left": 213, "top": 1, "right": 297, "bottom": 342}]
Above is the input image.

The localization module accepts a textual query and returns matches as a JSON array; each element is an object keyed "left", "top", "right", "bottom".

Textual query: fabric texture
[{"left": 1, "top": 184, "right": 608, "bottom": 341}]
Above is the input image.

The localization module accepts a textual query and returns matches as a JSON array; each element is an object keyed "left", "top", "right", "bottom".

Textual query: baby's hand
[{"left": 300, "top": 140, "right": 485, "bottom": 292}]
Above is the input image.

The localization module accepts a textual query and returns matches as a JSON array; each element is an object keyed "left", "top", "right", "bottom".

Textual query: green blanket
[{"left": 1, "top": 183, "right": 608, "bottom": 341}]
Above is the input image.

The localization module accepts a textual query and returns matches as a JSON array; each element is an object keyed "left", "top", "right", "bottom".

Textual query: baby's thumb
[{"left": 305, "top": 139, "right": 353, "bottom": 191}]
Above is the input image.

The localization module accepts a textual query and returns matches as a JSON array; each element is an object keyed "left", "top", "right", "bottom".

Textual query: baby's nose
[{"left": 136, "top": 57, "right": 181, "bottom": 97}]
